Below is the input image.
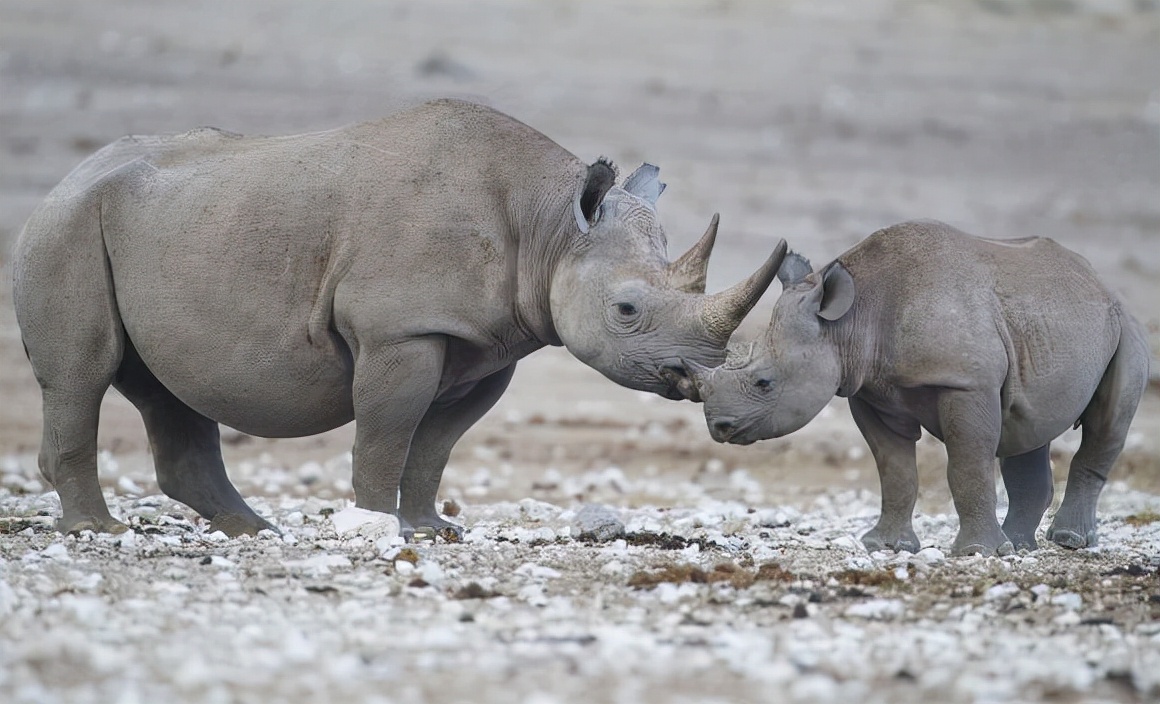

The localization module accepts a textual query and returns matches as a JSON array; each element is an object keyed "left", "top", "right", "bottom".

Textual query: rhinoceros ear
[
  {"left": 622, "top": 163, "right": 666, "bottom": 208},
  {"left": 573, "top": 158, "right": 617, "bottom": 234},
  {"left": 776, "top": 251, "right": 812, "bottom": 287},
  {"left": 817, "top": 262, "right": 855, "bottom": 321}
]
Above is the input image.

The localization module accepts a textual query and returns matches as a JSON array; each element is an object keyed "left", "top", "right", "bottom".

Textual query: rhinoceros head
[
  {"left": 684, "top": 256, "right": 856, "bottom": 443},
  {"left": 549, "top": 160, "right": 786, "bottom": 400}
]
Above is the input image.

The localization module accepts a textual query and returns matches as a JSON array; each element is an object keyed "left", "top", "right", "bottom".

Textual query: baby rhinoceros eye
[
  {"left": 755, "top": 378, "right": 772, "bottom": 390},
  {"left": 616, "top": 303, "right": 638, "bottom": 317}
]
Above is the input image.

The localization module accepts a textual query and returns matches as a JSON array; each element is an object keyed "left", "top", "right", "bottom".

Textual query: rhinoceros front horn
[
  {"left": 667, "top": 214, "right": 719, "bottom": 294},
  {"left": 701, "top": 238, "right": 788, "bottom": 343}
]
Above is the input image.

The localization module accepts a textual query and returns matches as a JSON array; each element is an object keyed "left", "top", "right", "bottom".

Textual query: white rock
[
  {"left": 913, "top": 547, "right": 946, "bottom": 565},
  {"left": 1054, "top": 610, "right": 1082, "bottom": 626},
  {"left": 209, "top": 556, "right": 236, "bottom": 569},
  {"left": 984, "top": 582, "right": 1020, "bottom": 602},
  {"left": 283, "top": 554, "right": 351, "bottom": 575},
  {"left": 395, "top": 560, "right": 415, "bottom": 576},
  {"left": 1051, "top": 592, "right": 1083, "bottom": 611},
  {"left": 41, "top": 543, "right": 70, "bottom": 561},
  {"left": 117, "top": 475, "right": 144, "bottom": 495},
  {"left": 601, "top": 560, "right": 624, "bottom": 575},
  {"left": 329, "top": 506, "right": 401, "bottom": 544},
  {"left": 418, "top": 561, "right": 444, "bottom": 584},
  {"left": 203, "top": 530, "right": 229, "bottom": 543},
  {"left": 845, "top": 599, "right": 905, "bottom": 620},
  {"left": 573, "top": 504, "right": 625, "bottom": 542},
  {"left": 515, "top": 562, "right": 561, "bottom": 580},
  {"left": 830, "top": 535, "right": 861, "bottom": 552},
  {"left": 517, "top": 583, "right": 548, "bottom": 607},
  {"left": 116, "top": 531, "right": 138, "bottom": 550},
  {"left": 71, "top": 572, "right": 103, "bottom": 591},
  {"left": 1135, "top": 621, "right": 1160, "bottom": 636}
]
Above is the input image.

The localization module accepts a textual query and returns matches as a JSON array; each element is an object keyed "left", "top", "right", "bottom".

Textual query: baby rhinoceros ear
[{"left": 817, "top": 262, "right": 855, "bottom": 321}]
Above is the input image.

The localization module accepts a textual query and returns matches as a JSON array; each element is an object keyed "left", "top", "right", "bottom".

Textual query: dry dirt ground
[{"left": 1, "top": 1, "right": 1159, "bottom": 702}]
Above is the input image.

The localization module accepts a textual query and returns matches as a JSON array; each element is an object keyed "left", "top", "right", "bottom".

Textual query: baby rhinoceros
[{"left": 685, "top": 219, "right": 1149, "bottom": 556}]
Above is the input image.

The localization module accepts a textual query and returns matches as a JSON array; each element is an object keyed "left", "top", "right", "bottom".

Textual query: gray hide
[
  {"left": 687, "top": 219, "right": 1150, "bottom": 556},
  {"left": 13, "top": 99, "right": 786, "bottom": 539}
]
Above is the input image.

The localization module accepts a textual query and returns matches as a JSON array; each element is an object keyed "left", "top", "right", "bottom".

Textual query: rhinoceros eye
[
  {"left": 616, "top": 303, "right": 638, "bottom": 318},
  {"left": 755, "top": 378, "right": 772, "bottom": 390}
]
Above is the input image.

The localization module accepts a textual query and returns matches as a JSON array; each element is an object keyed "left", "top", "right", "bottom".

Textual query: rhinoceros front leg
[
  {"left": 939, "top": 389, "right": 1014, "bottom": 556},
  {"left": 112, "top": 339, "right": 275, "bottom": 537},
  {"left": 1048, "top": 325, "right": 1149, "bottom": 549},
  {"left": 350, "top": 337, "right": 445, "bottom": 538},
  {"left": 849, "top": 397, "right": 921, "bottom": 553},
  {"left": 399, "top": 364, "right": 517, "bottom": 538},
  {"left": 999, "top": 444, "right": 1053, "bottom": 551}
]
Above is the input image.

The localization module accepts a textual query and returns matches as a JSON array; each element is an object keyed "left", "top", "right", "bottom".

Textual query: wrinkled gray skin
[
  {"left": 13, "top": 99, "right": 784, "bottom": 539},
  {"left": 687, "top": 220, "right": 1150, "bottom": 556}
]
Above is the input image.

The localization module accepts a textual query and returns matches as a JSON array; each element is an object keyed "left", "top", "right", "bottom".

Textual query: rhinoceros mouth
[{"left": 659, "top": 364, "right": 699, "bottom": 402}]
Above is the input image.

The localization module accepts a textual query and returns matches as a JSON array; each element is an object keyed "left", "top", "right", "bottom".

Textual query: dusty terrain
[{"left": 1, "top": 1, "right": 1159, "bottom": 702}]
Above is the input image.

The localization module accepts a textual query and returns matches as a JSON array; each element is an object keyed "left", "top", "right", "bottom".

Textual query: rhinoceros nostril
[{"left": 712, "top": 419, "right": 737, "bottom": 438}]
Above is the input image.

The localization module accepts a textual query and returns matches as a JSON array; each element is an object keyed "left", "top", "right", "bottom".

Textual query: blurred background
[{"left": 2, "top": 0, "right": 1158, "bottom": 507}]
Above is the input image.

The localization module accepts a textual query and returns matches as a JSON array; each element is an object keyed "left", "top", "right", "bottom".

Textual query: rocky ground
[
  {"left": 2, "top": 453, "right": 1160, "bottom": 704},
  {"left": 2, "top": 0, "right": 1160, "bottom": 702}
]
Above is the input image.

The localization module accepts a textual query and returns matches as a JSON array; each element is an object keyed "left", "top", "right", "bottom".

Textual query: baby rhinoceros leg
[
  {"left": 849, "top": 398, "right": 921, "bottom": 553},
  {"left": 999, "top": 445, "right": 1053, "bottom": 551},
  {"left": 113, "top": 341, "right": 275, "bottom": 537},
  {"left": 940, "top": 390, "right": 1014, "bottom": 557},
  {"left": 1047, "top": 321, "right": 1149, "bottom": 549}
]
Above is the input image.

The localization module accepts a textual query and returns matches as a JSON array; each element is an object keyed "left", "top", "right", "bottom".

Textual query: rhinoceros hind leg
[
  {"left": 113, "top": 340, "right": 274, "bottom": 537},
  {"left": 999, "top": 444, "right": 1053, "bottom": 551},
  {"left": 940, "top": 390, "right": 1015, "bottom": 557},
  {"left": 398, "top": 364, "right": 518, "bottom": 541},
  {"left": 17, "top": 197, "right": 127, "bottom": 535},
  {"left": 1048, "top": 321, "right": 1149, "bottom": 550}
]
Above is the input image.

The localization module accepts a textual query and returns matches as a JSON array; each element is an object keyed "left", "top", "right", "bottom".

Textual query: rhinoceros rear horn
[
  {"left": 667, "top": 213, "right": 719, "bottom": 294},
  {"left": 701, "top": 239, "right": 788, "bottom": 343},
  {"left": 573, "top": 158, "right": 617, "bottom": 234}
]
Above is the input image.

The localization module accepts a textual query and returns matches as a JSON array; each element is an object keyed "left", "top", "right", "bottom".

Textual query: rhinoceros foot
[
  {"left": 404, "top": 514, "right": 464, "bottom": 543},
  {"left": 210, "top": 512, "right": 279, "bottom": 538},
  {"left": 860, "top": 524, "right": 920, "bottom": 554},
  {"left": 1045, "top": 526, "right": 1097, "bottom": 550},
  {"left": 1045, "top": 502, "right": 1099, "bottom": 549},
  {"left": 1003, "top": 531, "right": 1040, "bottom": 552},
  {"left": 951, "top": 526, "right": 1014, "bottom": 557},
  {"left": 57, "top": 514, "right": 129, "bottom": 535}
]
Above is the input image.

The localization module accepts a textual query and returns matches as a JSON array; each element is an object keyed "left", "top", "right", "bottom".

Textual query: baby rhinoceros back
[{"left": 693, "top": 219, "right": 1150, "bottom": 557}]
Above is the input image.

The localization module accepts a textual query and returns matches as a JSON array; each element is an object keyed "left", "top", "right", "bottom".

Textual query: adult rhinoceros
[{"left": 13, "top": 98, "right": 785, "bottom": 539}]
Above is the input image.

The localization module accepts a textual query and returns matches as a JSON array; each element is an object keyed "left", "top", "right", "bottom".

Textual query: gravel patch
[{"left": 3, "top": 457, "right": 1159, "bottom": 703}]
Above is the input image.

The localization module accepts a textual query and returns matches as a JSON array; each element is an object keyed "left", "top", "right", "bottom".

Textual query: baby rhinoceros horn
[
  {"left": 667, "top": 214, "right": 720, "bottom": 294},
  {"left": 701, "top": 238, "right": 789, "bottom": 344}
]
